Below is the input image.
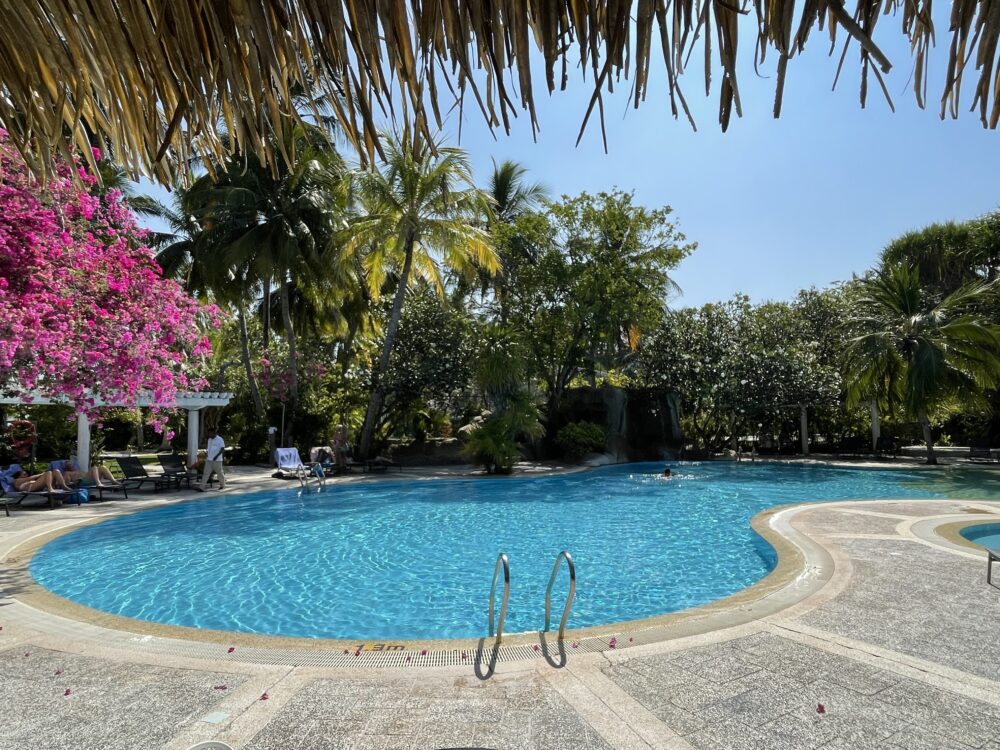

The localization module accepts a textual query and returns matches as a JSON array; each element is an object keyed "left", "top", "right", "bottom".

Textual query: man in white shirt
[{"left": 197, "top": 427, "right": 226, "bottom": 491}]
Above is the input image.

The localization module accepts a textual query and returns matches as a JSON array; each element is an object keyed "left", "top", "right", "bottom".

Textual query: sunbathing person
[
  {"left": 12, "top": 470, "right": 71, "bottom": 493},
  {"left": 329, "top": 425, "right": 349, "bottom": 472},
  {"left": 63, "top": 464, "right": 122, "bottom": 487}
]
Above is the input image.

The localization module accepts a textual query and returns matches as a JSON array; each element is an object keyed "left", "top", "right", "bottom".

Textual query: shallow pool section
[
  {"left": 30, "top": 463, "right": 1000, "bottom": 640},
  {"left": 960, "top": 523, "right": 1000, "bottom": 550}
]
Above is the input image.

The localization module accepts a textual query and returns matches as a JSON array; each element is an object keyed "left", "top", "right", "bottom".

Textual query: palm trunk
[
  {"left": 358, "top": 236, "right": 414, "bottom": 459},
  {"left": 261, "top": 276, "right": 272, "bottom": 352},
  {"left": 338, "top": 319, "right": 359, "bottom": 374},
  {"left": 279, "top": 280, "right": 298, "bottom": 443},
  {"left": 237, "top": 305, "right": 265, "bottom": 419},
  {"left": 919, "top": 409, "right": 936, "bottom": 464}
]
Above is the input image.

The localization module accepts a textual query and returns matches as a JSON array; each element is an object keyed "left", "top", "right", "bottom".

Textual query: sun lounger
[
  {"left": 275, "top": 448, "right": 325, "bottom": 487},
  {"left": 49, "top": 459, "right": 129, "bottom": 501},
  {"left": 157, "top": 454, "right": 203, "bottom": 488},
  {"left": 366, "top": 457, "right": 402, "bottom": 473},
  {"left": 0, "top": 464, "right": 72, "bottom": 509},
  {"left": 969, "top": 439, "right": 997, "bottom": 464},
  {"left": 116, "top": 456, "right": 173, "bottom": 491}
]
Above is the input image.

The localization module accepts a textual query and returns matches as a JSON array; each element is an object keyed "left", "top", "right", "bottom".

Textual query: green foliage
[
  {"left": 638, "top": 294, "right": 842, "bottom": 450},
  {"left": 462, "top": 391, "right": 543, "bottom": 473},
  {"left": 555, "top": 421, "right": 607, "bottom": 460},
  {"left": 503, "top": 190, "right": 694, "bottom": 425},
  {"left": 843, "top": 263, "right": 1000, "bottom": 461},
  {"left": 382, "top": 288, "right": 474, "bottom": 435}
]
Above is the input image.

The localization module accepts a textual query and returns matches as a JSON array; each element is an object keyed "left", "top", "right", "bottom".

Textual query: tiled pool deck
[{"left": 2, "top": 463, "right": 1000, "bottom": 749}]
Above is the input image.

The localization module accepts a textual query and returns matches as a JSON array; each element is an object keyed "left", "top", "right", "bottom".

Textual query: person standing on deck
[{"left": 197, "top": 427, "right": 226, "bottom": 491}]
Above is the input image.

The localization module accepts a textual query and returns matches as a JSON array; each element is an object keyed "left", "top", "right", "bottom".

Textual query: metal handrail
[
  {"left": 488, "top": 553, "right": 510, "bottom": 645},
  {"left": 543, "top": 550, "right": 576, "bottom": 640}
]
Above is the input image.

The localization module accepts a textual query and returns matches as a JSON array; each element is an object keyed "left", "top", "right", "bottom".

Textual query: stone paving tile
[
  {"left": 243, "top": 676, "right": 611, "bottom": 750},
  {"left": 802, "top": 510, "right": 904, "bottom": 536},
  {"left": 801, "top": 538, "right": 1000, "bottom": 682},
  {"left": 604, "top": 632, "right": 999, "bottom": 750},
  {"left": 0, "top": 647, "right": 242, "bottom": 750}
]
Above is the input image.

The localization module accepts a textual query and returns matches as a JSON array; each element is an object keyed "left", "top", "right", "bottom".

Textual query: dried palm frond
[{"left": 1, "top": 0, "right": 997, "bottom": 183}]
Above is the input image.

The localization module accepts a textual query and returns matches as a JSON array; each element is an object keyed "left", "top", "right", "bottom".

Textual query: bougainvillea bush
[{"left": 0, "top": 131, "right": 217, "bottom": 428}]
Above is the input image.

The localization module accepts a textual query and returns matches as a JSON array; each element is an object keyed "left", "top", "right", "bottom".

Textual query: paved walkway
[{"left": 1, "top": 467, "right": 999, "bottom": 749}]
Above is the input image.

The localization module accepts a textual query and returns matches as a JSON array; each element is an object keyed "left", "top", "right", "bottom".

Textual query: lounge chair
[
  {"left": 969, "top": 439, "right": 996, "bottom": 464},
  {"left": 49, "top": 459, "right": 129, "bottom": 501},
  {"left": 367, "top": 456, "right": 402, "bottom": 473},
  {"left": 116, "top": 456, "right": 173, "bottom": 491},
  {"left": 157, "top": 454, "right": 203, "bottom": 488},
  {"left": 0, "top": 464, "right": 72, "bottom": 510},
  {"left": 275, "top": 448, "right": 325, "bottom": 487}
]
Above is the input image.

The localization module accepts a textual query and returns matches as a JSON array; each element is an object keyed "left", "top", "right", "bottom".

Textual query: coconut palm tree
[
  {"left": 346, "top": 132, "right": 499, "bottom": 458},
  {"left": 844, "top": 264, "right": 1000, "bottom": 464},
  {"left": 153, "top": 192, "right": 267, "bottom": 420},
  {"left": 488, "top": 159, "right": 548, "bottom": 223},
  {"left": 186, "top": 124, "right": 350, "bottom": 440}
]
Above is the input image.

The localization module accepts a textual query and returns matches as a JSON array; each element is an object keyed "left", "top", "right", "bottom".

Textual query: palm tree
[
  {"left": 346, "top": 132, "right": 499, "bottom": 459},
  {"left": 153, "top": 192, "right": 267, "bottom": 420},
  {"left": 186, "top": 124, "right": 350, "bottom": 441},
  {"left": 844, "top": 264, "right": 1000, "bottom": 464},
  {"left": 488, "top": 159, "right": 548, "bottom": 223}
]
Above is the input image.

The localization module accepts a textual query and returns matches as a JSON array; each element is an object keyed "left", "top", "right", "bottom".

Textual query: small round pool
[
  {"left": 960, "top": 523, "right": 1000, "bottom": 549},
  {"left": 29, "top": 462, "right": 1000, "bottom": 640}
]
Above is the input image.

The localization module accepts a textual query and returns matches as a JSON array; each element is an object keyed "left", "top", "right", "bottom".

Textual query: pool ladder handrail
[
  {"left": 543, "top": 550, "right": 576, "bottom": 640},
  {"left": 488, "top": 552, "right": 510, "bottom": 646}
]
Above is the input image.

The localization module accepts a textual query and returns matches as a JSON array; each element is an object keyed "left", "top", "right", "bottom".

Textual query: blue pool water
[
  {"left": 960, "top": 523, "right": 1000, "bottom": 549},
  {"left": 30, "top": 462, "right": 1000, "bottom": 640}
]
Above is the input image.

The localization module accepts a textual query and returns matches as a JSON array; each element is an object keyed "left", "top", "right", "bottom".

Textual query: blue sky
[{"left": 140, "top": 15, "right": 1000, "bottom": 308}]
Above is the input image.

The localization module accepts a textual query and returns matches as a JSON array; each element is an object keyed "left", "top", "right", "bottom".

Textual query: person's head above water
[{"left": 663, "top": 467, "right": 672, "bottom": 477}]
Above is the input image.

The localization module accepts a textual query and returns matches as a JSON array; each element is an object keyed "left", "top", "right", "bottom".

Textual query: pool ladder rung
[
  {"left": 487, "top": 552, "right": 510, "bottom": 646},
  {"left": 543, "top": 550, "right": 576, "bottom": 641}
]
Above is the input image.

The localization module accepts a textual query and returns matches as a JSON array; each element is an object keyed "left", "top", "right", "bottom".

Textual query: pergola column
[
  {"left": 186, "top": 409, "right": 199, "bottom": 468},
  {"left": 76, "top": 413, "right": 90, "bottom": 471}
]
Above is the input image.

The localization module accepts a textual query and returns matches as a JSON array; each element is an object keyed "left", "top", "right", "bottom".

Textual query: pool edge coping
[{"left": 1, "top": 496, "right": 831, "bottom": 666}]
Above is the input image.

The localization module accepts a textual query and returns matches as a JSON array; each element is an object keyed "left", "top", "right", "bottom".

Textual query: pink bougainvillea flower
[
  {"left": 533, "top": 645, "right": 540, "bottom": 652},
  {"left": 54, "top": 669, "right": 63, "bottom": 676},
  {"left": 0, "top": 132, "right": 218, "bottom": 423},
  {"left": 354, "top": 651, "right": 360, "bottom": 657},
  {"left": 420, "top": 650, "right": 427, "bottom": 656},
  {"left": 572, "top": 643, "right": 579, "bottom": 649},
  {"left": 260, "top": 692, "right": 269, "bottom": 701},
  {"left": 816, "top": 704, "right": 826, "bottom": 714},
  {"left": 227, "top": 647, "right": 235, "bottom": 654},
  {"left": 608, "top": 638, "right": 617, "bottom": 649},
  {"left": 214, "top": 685, "right": 228, "bottom": 691},
  {"left": 63, "top": 689, "right": 72, "bottom": 697},
  {"left": 405, "top": 656, "right": 412, "bottom": 662}
]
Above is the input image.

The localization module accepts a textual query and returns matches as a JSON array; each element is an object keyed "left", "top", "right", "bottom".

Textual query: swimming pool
[
  {"left": 960, "top": 522, "right": 1000, "bottom": 550},
  {"left": 29, "top": 462, "right": 1000, "bottom": 640}
]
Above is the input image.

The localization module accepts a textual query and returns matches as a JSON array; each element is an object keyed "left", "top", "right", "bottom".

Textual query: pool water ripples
[{"left": 29, "top": 462, "right": 1000, "bottom": 640}]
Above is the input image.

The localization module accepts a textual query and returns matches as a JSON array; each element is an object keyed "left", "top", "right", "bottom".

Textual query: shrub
[
  {"left": 556, "top": 421, "right": 607, "bottom": 460},
  {"left": 462, "top": 391, "right": 543, "bottom": 474}
]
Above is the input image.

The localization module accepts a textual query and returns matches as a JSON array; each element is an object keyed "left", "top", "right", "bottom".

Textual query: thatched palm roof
[{"left": 1, "top": 1, "right": 996, "bottom": 181}]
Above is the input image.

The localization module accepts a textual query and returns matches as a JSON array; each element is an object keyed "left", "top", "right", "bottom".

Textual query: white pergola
[{"left": 0, "top": 391, "right": 233, "bottom": 470}]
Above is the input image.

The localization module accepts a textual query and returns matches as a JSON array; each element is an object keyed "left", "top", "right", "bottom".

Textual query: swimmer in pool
[{"left": 662, "top": 467, "right": 672, "bottom": 478}]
